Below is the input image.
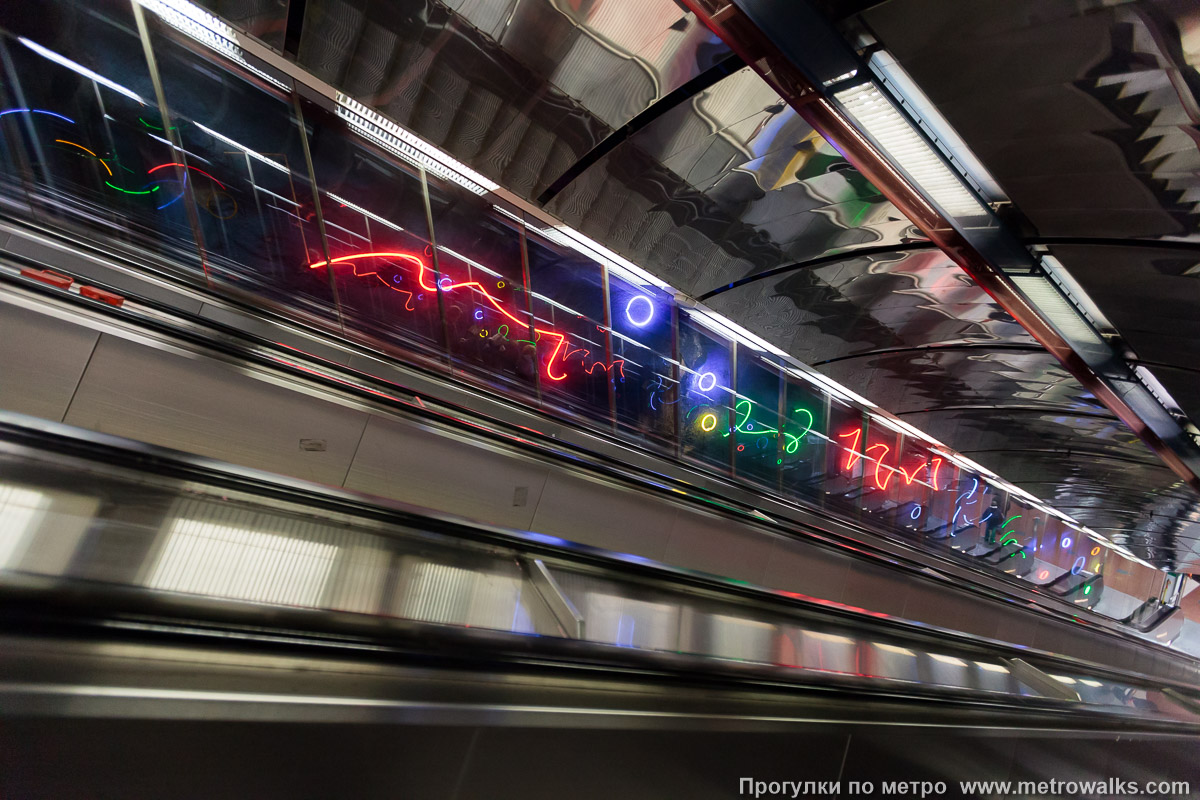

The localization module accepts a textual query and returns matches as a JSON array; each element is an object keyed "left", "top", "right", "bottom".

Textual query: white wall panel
[
  {"left": 0, "top": 303, "right": 99, "bottom": 423},
  {"left": 344, "top": 413, "right": 551, "bottom": 531},
  {"left": 529, "top": 470, "right": 677, "bottom": 561},
  {"left": 761, "top": 537, "right": 852, "bottom": 603},
  {"left": 662, "top": 510, "right": 775, "bottom": 585},
  {"left": 63, "top": 334, "right": 368, "bottom": 486}
]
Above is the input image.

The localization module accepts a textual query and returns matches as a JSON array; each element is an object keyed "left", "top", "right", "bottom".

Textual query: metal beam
[{"left": 536, "top": 52, "right": 744, "bottom": 206}]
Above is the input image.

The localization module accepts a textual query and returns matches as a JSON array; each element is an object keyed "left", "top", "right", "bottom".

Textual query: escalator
[{"left": 2, "top": 413, "right": 1200, "bottom": 797}]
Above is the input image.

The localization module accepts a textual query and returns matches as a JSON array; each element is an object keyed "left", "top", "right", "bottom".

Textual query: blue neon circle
[
  {"left": 625, "top": 295, "right": 654, "bottom": 327},
  {"left": 1061, "top": 536, "right": 1072, "bottom": 549},
  {"left": 696, "top": 371, "right": 716, "bottom": 392}
]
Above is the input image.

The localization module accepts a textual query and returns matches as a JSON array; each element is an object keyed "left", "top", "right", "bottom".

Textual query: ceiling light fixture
[{"left": 833, "top": 82, "right": 987, "bottom": 218}]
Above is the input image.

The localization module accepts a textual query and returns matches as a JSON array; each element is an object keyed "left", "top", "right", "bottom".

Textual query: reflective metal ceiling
[
  {"left": 203, "top": 0, "right": 1200, "bottom": 568},
  {"left": 840, "top": 0, "right": 1200, "bottom": 567}
]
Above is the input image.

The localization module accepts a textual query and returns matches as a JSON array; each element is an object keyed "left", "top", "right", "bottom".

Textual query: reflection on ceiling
[{"left": 850, "top": 0, "right": 1200, "bottom": 568}]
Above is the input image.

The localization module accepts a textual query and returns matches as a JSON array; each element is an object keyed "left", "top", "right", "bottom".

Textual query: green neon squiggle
[
  {"left": 138, "top": 116, "right": 178, "bottom": 131},
  {"left": 105, "top": 181, "right": 159, "bottom": 195},
  {"left": 719, "top": 399, "right": 814, "bottom": 454}
]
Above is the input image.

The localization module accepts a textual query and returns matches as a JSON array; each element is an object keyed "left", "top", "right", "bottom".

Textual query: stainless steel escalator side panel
[
  {"left": 1, "top": 274, "right": 1198, "bottom": 689},
  {"left": 0, "top": 221, "right": 1160, "bottom": 647},
  {"left": 2, "top": 407, "right": 1200, "bottom": 700},
  {"left": 2, "top": 432, "right": 1199, "bottom": 727}
]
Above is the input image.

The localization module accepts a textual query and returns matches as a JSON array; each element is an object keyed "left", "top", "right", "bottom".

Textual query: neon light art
[
  {"left": 309, "top": 251, "right": 568, "bottom": 381},
  {"left": 0, "top": 108, "right": 75, "bottom": 124},
  {"left": 838, "top": 428, "right": 863, "bottom": 471},
  {"left": 724, "top": 400, "right": 812, "bottom": 454},
  {"left": 624, "top": 295, "right": 654, "bottom": 327},
  {"left": 865, "top": 443, "right": 894, "bottom": 490},
  {"left": 16, "top": 102, "right": 1110, "bottom": 585},
  {"left": 54, "top": 139, "right": 112, "bottom": 175}
]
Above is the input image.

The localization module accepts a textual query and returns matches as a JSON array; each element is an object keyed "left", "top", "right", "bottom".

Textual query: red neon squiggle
[
  {"left": 838, "top": 429, "right": 863, "bottom": 471},
  {"left": 897, "top": 455, "right": 944, "bottom": 488},
  {"left": 342, "top": 260, "right": 416, "bottom": 309},
  {"left": 310, "top": 251, "right": 569, "bottom": 381},
  {"left": 584, "top": 359, "right": 625, "bottom": 378},
  {"left": 865, "top": 443, "right": 893, "bottom": 490},
  {"left": 148, "top": 162, "right": 228, "bottom": 189}
]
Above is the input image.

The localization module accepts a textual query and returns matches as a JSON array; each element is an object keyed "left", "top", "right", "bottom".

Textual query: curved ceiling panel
[
  {"left": 852, "top": 0, "right": 1200, "bottom": 568},
  {"left": 231, "top": 0, "right": 1198, "bottom": 567},
  {"left": 296, "top": 0, "right": 732, "bottom": 199},
  {"left": 704, "top": 250, "right": 1036, "bottom": 365},
  {"left": 1048, "top": 243, "right": 1200, "bottom": 423},
  {"left": 859, "top": 0, "right": 1200, "bottom": 242},
  {"left": 545, "top": 65, "right": 921, "bottom": 296}
]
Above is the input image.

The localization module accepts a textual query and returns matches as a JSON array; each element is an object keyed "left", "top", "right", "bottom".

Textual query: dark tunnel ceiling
[{"left": 204, "top": 0, "right": 1200, "bottom": 570}]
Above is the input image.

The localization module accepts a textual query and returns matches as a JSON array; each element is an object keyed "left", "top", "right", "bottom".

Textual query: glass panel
[
  {"left": 194, "top": 0, "right": 290, "bottom": 53},
  {"left": 889, "top": 437, "right": 942, "bottom": 542},
  {"left": 297, "top": 98, "right": 442, "bottom": 357},
  {"left": 857, "top": 420, "right": 899, "bottom": 520},
  {"left": 678, "top": 315, "right": 733, "bottom": 472},
  {"left": 781, "top": 374, "right": 828, "bottom": 504},
  {"left": 823, "top": 398, "right": 867, "bottom": 518},
  {"left": 732, "top": 352, "right": 782, "bottom": 489},
  {"left": 0, "top": 0, "right": 201, "bottom": 270},
  {"left": 147, "top": 25, "right": 333, "bottom": 320},
  {"left": 525, "top": 230, "right": 611, "bottom": 420},
  {"left": 428, "top": 191, "right": 535, "bottom": 393},
  {"left": 607, "top": 274, "right": 676, "bottom": 446}
]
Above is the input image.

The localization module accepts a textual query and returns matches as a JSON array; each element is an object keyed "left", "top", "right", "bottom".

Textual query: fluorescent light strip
[
  {"left": 835, "top": 83, "right": 985, "bottom": 218},
  {"left": 19, "top": 38, "right": 146, "bottom": 104},
  {"left": 0, "top": 486, "right": 49, "bottom": 569},
  {"left": 686, "top": 309, "right": 787, "bottom": 359},
  {"left": 548, "top": 226, "right": 671, "bottom": 290},
  {"left": 1009, "top": 275, "right": 1107, "bottom": 347},
  {"left": 339, "top": 113, "right": 489, "bottom": 196},
  {"left": 492, "top": 205, "right": 527, "bottom": 227},
  {"left": 870, "top": 413, "right": 945, "bottom": 447},
  {"left": 797, "top": 368, "right": 878, "bottom": 410},
  {"left": 337, "top": 95, "right": 497, "bottom": 196},
  {"left": 193, "top": 122, "right": 290, "bottom": 173},
  {"left": 936, "top": 452, "right": 997, "bottom": 479},
  {"left": 868, "top": 51, "right": 1004, "bottom": 203},
  {"left": 134, "top": 0, "right": 290, "bottom": 91},
  {"left": 147, "top": 518, "right": 336, "bottom": 606}
]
